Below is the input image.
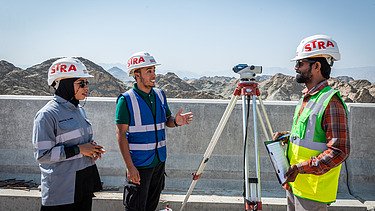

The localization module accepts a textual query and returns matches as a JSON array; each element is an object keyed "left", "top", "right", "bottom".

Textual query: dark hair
[
  {"left": 133, "top": 68, "right": 141, "bottom": 80},
  {"left": 309, "top": 57, "right": 331, "bottom": 79}
]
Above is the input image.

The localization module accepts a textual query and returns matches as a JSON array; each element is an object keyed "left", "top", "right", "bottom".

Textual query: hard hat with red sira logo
[
  {"left": 48, "top": 57, "right": 94, "bottom": 88},
  {"left": 291, "top": 34, "right": 340, "bottom": 66},
  {"left": 127, "top": 51, "right": 160, "bottom": 76}
]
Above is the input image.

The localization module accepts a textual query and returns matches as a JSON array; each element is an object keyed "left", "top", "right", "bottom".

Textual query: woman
[{"left": 32, "top": 57, "right": 105, "bottom": 211}]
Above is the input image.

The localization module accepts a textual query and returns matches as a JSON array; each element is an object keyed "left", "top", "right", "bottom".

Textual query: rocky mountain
[
  {"left": 1, "top": 59, "right": 374, "bottom": 103},
  {"left": 0, "top": 60, "right": 53, "bottom": 96},
  {"left": 107, "top": 66, "right": 133, "bottom": 82},
  {"left": 259, "top": 74, "right": 304, "bottom": 101},
  {"left": 0, "top": 58, "right": 129, "bottom": 97},
  {"left": 155, "top": 72, "right": 220, "bottom": 99},
  {"left": 329, "top": 78, "right": 375, "bottom": 103},
  {"left": 150, "top": 72, "right": 375, "bottom": 103}
]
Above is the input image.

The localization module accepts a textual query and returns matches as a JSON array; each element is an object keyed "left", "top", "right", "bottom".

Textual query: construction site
[{"left": 0, "top": 95, "right": 374, "bottom": 210}]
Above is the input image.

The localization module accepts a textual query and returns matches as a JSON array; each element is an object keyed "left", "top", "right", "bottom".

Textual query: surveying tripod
[{"left": 180, "top": 78, "right": 274, "bottom": 211}]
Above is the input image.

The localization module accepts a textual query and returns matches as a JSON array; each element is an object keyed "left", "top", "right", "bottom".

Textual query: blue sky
[{"left": 1, "top": 0, "right": 375, "bottom": 78}]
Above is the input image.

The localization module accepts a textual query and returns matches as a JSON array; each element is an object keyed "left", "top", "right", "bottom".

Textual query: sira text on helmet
[
  {"left": 50, "top": 64, "right": 77, "bottom": 74},
  {"left": 304, "top": 40, "right": 335, "bottom": 52},
  {"left": 127, "top": 56, "right": 145, "bottom": 67}
]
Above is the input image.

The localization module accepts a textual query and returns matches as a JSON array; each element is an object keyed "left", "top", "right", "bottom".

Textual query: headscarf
[{"left": 55, "top": 78, "right": 80, "bottom": 106}]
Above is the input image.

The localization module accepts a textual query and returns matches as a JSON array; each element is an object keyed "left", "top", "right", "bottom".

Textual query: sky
[{"left": 1, "top": 0, "right": 375, "bottom": 78}]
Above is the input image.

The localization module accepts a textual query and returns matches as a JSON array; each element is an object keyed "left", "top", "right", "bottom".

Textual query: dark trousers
[
  {"left": 40, "top": 196, "right": 93, "bottom": 211},
  {"left": 40, "top": 164, "right": 102, "bottom": 211},
  {"left": 123, "top": 162, "right": 165, "bottom": 211}
]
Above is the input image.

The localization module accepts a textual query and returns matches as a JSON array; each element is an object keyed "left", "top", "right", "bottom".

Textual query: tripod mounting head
[
  {"left": 234, "top": 80, "right": 260, "bottom": 97},
  {"left": 233, "top": 64, "right": 262, "bottom": 80}
]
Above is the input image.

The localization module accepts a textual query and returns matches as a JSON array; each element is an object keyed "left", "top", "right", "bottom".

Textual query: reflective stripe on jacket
[
  {"left": 287, "top": 86, "right": 347, "bottom": 203},
  {"left": 123, "top": 88, "right": 167, "bottom": 167},
  {"left": 32, "top": 95, "right": 95, "bottom": 206}
]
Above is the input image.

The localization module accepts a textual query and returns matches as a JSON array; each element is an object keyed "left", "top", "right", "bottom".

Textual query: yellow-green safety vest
[{"left": 287, "top": 86, "right": 347, "bottom": 204}]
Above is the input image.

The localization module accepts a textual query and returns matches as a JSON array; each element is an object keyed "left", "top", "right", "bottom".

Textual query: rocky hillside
[
  {"left": 329, "top": 78, "right": 375, "bottom": 103},
  {"left": 147, "top": 72, "right": 374, "bottom": 103},
  {"left": 1, "top": 59, "right": 374, "bottom": 103},
  {"left": 0, "top": 58, "right": 129, "bottom": 97},
  {"left": 107, "top": 66, "right": 133, "bottom": 82}
]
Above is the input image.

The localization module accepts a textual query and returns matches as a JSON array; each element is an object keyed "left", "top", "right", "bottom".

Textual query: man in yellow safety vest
[{"left": 273, "top": 34, "right": 350, "bottom": 211}]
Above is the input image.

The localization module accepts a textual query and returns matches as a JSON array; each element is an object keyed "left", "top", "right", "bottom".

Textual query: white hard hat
[
  {"left": 127, "top": 51, "right": 160, "bottom": 76},
  {"left": 291, "top": 34, "right": 340, "bottom": 66},
  {"left": 48, "top": 57, "right": 93, "bottom": 88}
]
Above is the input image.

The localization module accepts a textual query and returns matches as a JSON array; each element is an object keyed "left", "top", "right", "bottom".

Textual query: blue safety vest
[{"left": 122, "top": 88, "right": 167, "bottom": 167}]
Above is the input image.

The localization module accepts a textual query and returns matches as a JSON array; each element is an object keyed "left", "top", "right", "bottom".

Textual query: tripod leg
[
  {"left": 253, "top": 95, "right": 262, "bottom": 202},
  {"left": 256, "top": 105, "right": 270, "bottom": 141},
  {"left": 243, "top": 96, "right": 250, "bottom": 202},
  {"left": 179, "top": 94, "right": 239, "bottom": 211},
  {"left": 258, "top": 95, "right": 273, "bottom": 137},
  {"left": 245, "top": 95, "right": 274, "bottom": 210},
  {"left": 244, "top": 95, "right": 263, "bottom": 210}
]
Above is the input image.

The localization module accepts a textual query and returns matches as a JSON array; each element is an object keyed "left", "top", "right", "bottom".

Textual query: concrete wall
[{"left": 0, "top": 95, "right": 374, "bottom": 200}]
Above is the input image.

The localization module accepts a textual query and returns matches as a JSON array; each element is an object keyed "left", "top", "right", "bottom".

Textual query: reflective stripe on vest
[
  {"left": 127, "top": 89, "right": 143, "bottom": 127},
  {"left": 289, "top": 137, "right": 327, "bottom": 152},
  {"left": 56, "top": 129, "right": 82, "bottom": 144},
  {"left": 154, "top": 88, "right": 165, "bottom": 105},
  {"left": 129, "top": 140, "right": 166, "bottom": 150},
  {"left": 288, "top": 86, "right": 347, "bottom": 203},
  {"left": 129, "top": 123, "right": 165, "bottom": 133},
  {"left": 127, "top": 89, "right": 166, "bottom": 133},
  {"left": 289, "top": 88, "right": 335, "bottom": 151},
  {"left": 55, "top": 126, "right": 92, "bottom": 144}
]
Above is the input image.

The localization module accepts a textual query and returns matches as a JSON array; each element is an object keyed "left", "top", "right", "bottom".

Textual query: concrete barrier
[{"left": 0, "top": 95, "right": 374, "bottom": 208}]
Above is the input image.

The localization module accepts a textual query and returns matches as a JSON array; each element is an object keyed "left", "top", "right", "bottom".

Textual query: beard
[
  {"left": 296, "top": 67, "right": 313, "bottom": 83},
  {"left": 139, "top": 76, "right": 156, "bottom": 88}
]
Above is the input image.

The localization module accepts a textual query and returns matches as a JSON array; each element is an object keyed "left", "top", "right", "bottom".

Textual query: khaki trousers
[{"left": 287, "top": 190, "right": 328, "bottom": 211}]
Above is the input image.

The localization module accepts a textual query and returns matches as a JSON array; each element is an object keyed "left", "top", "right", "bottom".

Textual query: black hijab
[{"left": 55, "top": 78, "right": 80, "bottom": 106}]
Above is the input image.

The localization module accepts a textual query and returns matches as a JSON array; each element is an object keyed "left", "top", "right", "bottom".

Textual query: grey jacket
[{"left": 32, "top": 95, "right": 94, "bottom": 206}]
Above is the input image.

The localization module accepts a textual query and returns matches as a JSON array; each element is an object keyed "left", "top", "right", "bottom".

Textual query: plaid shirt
[{"left": 296, "top": 80, "right": 350, "bottom": 175}]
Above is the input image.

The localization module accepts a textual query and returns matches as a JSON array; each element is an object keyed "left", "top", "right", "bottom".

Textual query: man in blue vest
[
  {"left": 273, "top": 35, "right": 350, "bottom": 211},
  {"left": 115, "top": 52, "right": 194, "bottom": 211}
]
